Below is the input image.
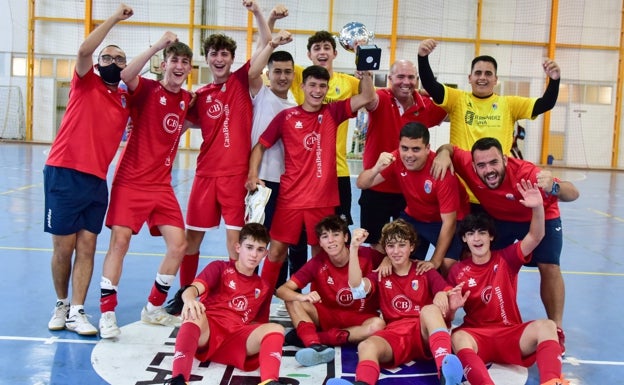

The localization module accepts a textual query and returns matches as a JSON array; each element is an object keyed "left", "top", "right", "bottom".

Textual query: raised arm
[
  {"left": 536, "top": 170, "right": 579, "bottom": 202},
  {"left": 532, "top": 59, "right": 561, "bottom": 116},
  {"left": 349, "top": 70, "right": 376, "bottom": 112},
  {"left": 267, "top": 4, "right": 289, "bottom": 32},
  {"left": 517, "top": 179, "right": 546, "bottom": 256},
  {"left": 249, "top": 30, "right": 293, "bottom": 96},
  {"left": 76, "top": 3, "right": 133, "bottom": 77},
  {"left": 348, "top": 228, "right": 372, "bottom": 295},
  {"left": 120, "top": 31, "right": 178, "bottom": 91},
  {"left": 417, "top": 39, "right": 445, "bottom": 104},
  {"left": 356, "top": 151, "right": 394, "bottom": 189}
]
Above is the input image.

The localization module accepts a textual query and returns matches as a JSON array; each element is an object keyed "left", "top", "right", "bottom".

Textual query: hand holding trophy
[{"left": 338, "top": 22, "right": 381, "bottom": 71}]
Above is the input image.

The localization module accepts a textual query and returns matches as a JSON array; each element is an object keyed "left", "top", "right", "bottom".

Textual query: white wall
[{"left": 2, "top": 0, "right": 622, "bottom": 168}]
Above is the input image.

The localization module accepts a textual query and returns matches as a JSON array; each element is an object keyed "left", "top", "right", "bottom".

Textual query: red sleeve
[
  {"left": 425, "top": 268, "right": 450, "bottom": 295},
  {"left": 290, "top": 256, "right": 321, "bottom": 288},
  {"left": 259, "top": 110, "right": 287, "bottom": 148}
]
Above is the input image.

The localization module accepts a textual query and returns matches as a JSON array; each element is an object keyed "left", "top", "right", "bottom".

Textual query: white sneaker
[
  {"left": 244, "top": 185, "right": 272, "bottom": 224},
  {"left": 99, "top": 311, "right": 121, "bottom": 339},
  {"left": 141, "top": 306, "right": 181, "bottom": 327},
  {"left": 65, "top": 309, "right": 98, "bottom": 336},
  {"left": 48, "top": 301, "right": 69, "bottom": 331}
]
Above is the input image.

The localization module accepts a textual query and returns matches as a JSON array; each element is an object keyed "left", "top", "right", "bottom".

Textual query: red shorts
[
  {"left": 105, "top": 184, "right": 184, "bottom": 235},
  {"left": 186, "top": 174, "right": 246, "bottom": 230},
  {"left": 316, "top": 305, "right": 379, "bottom": 331},
  {"left": 374, "top": 318, "right": 430, "bottom": 368},
  {"left": 195, "top": 316, "right": 263, "bottom": 370},
  {"left": 270, "top": 206, "right": 334, "bottom": 245},
  {"left": 453, "top": 322, "right": 536, "bottom": 367}
]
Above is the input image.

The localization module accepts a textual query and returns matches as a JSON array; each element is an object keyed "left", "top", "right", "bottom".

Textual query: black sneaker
[
  {"left": 164, "top": 374, "right": 186, "bottom": 385},
  {"left": 284, "top": 328, "right": 304, "bottom": 347},
  {"left": 164, "top": 286, "right": 189, "bottom": 315}
]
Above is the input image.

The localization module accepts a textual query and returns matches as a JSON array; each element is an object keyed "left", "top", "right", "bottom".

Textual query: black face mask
[{"left": 98, "top": 63, "right": 123, "bottom": 85}]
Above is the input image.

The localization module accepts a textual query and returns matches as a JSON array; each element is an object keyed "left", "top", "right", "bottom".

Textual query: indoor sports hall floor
[{"left": 0, "top": 142, "right": 622, "bottom": 385}]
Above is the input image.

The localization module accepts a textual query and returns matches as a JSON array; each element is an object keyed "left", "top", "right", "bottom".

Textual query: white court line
[
  {"left": 565, "top": 356, "right": 624, "bottom": 366},
  {"left": 0, "top": 335, "right": 98, "bottom": 345}
]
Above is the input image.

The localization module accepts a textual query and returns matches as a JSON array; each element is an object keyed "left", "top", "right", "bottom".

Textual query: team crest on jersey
[
  {"left": 411, "top": 280, "right": 419, "bottom": 291},
  {"left": 335, "top": 86, "right": 340, "bottom": 95},
  {"left": 229, "top": 295, "right": 249, "bottom": 311},
  {"left": 221, "top": 84, "right": 227, "bottom": 92},
  {"left": 254, "top": 288, "right": 261, "bottom": 299},
  {"left": 391, "top": 294, "right": 412, "bottom": 313},
  {"left": 423, "top": 180, "right": 433, "bottom": 194},
  {"left": 481, "top": 285, "right": 493, "bottom": 304},
  {"left": 162, "top": 113, "right": 180, "bottom": 134},
  {"left": 492, "top": 103, "right": 498, "bottom": 110},
  {"left": 318, "top": 114, "right": 323, "bottom": 124},
  {"left": 160, "top": 96, "right": 167, "bottom": 106},
  {"left": 206, "top": 98, "right": 224, "bottom": 120},
  {"left": 336, "top": 287, "right": 355, "bottom": 306},
  {"left": 493, "top": 264, "right": 499, "bottom": 273},
  {"left": 303, "top": 132, "right": 320, "bottom": 151},
  {"left": 180, "top": 100, "right": 186, "bottom": 111},
  {"left": 120, "top": 95, "right": 127, "bottom": 108},
  {"left": 505, "top": 193, "right": 515, "bottom": 200}
]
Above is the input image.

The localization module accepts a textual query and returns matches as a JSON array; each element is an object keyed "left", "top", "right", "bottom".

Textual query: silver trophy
[{"left": 338, "top": 22, "right": 381, "bottom": 70}]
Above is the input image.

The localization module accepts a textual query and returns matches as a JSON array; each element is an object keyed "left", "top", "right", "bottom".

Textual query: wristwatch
[{"left": 550, "top": 181, "right": 560, "bottom": 196}]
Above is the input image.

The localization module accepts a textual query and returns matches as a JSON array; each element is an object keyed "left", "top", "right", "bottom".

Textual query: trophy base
[{"left": 356, "top": 45, "right": 382, "bottom": 71}]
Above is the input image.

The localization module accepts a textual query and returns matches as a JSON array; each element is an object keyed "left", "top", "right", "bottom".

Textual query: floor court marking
[
  {"left": 0, "top": 183, "right": 41, "bottom": 195},
  {"left": 588, "top": 208, "right": 624, "bottom": 222},
  {"left": 1, "top": 334, "right": 622, "bottom": 367}
]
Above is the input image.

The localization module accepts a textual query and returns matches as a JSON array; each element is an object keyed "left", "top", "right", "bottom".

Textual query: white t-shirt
[{"left": 251, "top": 86, "right": 296, "bottom": 182}]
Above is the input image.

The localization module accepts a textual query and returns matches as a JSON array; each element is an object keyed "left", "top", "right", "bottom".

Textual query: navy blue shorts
[
  {"left": 492, "top": 217, "right": 563, "bottom": 266},
  {"left": 43, "top": 166, "right": 108, "bottom": 235},
  {"left": 400, "top": 212, "right": 463, "bottom": 261}
]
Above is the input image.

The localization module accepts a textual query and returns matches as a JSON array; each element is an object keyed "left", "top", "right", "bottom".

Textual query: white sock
[{"left": 69, "top": 304, "right": 84, "bottom": 318}]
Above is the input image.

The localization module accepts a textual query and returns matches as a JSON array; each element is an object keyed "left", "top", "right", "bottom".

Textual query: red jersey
[
  {"left": 259, "top": 100, "right": 355, "bottom": 209},
  {"left": 452, "top": 146, "right": 561, "bottom": 221},
  {"left": 291, "top": 248, "right": 380, "bottom": 317},
  {"left": 364, "top": 89, "right": 446, "bottom": 193},
  {"left": 381, "top": 151, "right": 469, "bottom": 222},
  {"left": 447, "top": 243, "right": 528, "bottom": 328},
  {"left": 113, "top": 77, "right": 192, "bottom": 189},
  {"left": 367, "top": 264, "right": 448, "bottom": 324},
  {"left": 195, "top": 260, "right": 272, "bottom": 325},
  {"left": 46, "top": 67, "right": 129, "bottom": 180},
  {"left": 187, "top": 61, "right": 252, "bottom": 177}
]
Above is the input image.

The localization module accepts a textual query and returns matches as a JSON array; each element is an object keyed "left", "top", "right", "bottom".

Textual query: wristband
[{"left": 350, "top": 280, "right": 367, "bottom": 300}]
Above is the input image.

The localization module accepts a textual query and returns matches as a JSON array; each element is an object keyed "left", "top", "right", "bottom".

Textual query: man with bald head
[{"left": 359, "top": 59, "right": 447, "bottom": 253}]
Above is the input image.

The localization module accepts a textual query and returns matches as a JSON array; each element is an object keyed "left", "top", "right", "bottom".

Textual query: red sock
[
  {"left": 536, "top": 340, "right": 563, "bottom": 382},
  {"left": 428, "top": 329, "right": 453, "bottom": 374},
  {"left": 148, "top": 282, "right": 168, "bottom": 307},
  {"left": 296, "top": 321, "right": 320, "bottom": 347},
  {"left": 259, "top": 331, "right": 284, "bottom": 382},
  {"left": 456, "top": 348, "right": 494, "bottom": 385},
  {"left": 100, "top": 291, "right": 117, "bottom": 313},
  {"left": 260, "top": 258, "right": 283, "bottom": 291},
  {"left": 180, "top": 252, "right": 200, "bottom": 286},
  {"left": 355, "top": 360, "right": 380, "bottom": 385},
  {"left": 318, "top": 328, "right": 350, "bottom": 346},
  {"left": 172, "top": 322, "right": 201, "bottom": 380}
]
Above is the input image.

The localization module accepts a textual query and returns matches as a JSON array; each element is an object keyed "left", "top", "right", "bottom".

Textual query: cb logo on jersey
[{"left": 163, "top": 113, "right": 181, "bottom": 134}]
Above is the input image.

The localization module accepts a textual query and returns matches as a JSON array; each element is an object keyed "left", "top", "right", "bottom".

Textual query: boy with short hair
[
  {"left": 276, "top": 215, "right": 385, "bottom": 367},
  {"left": 447, "top": 180, "right": 570, "bottom": 385},
  {"left": 327, "top": 220, "right": 464, "bottom": 385},
  {"left": 167, "top": 223, "right": 288, "bottom": 385},
  {"left": 98, "top": 31, "right": 194, "bottom": 338}
]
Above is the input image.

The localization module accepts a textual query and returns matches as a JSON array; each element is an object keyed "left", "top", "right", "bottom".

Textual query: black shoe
[
  {"left": 284, "top": 328, "right": 304, "bottom": 347},
  {"left": 164, "top": 374, "right": 186, "bottom": 385},
  {"left": 164, "top": 286, "right": 190, "bottom": 316}
]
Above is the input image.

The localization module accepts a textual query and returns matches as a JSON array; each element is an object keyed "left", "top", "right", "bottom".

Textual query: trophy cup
[{"left": 338, "top": 22, "right": 381, "bottom": 71}]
